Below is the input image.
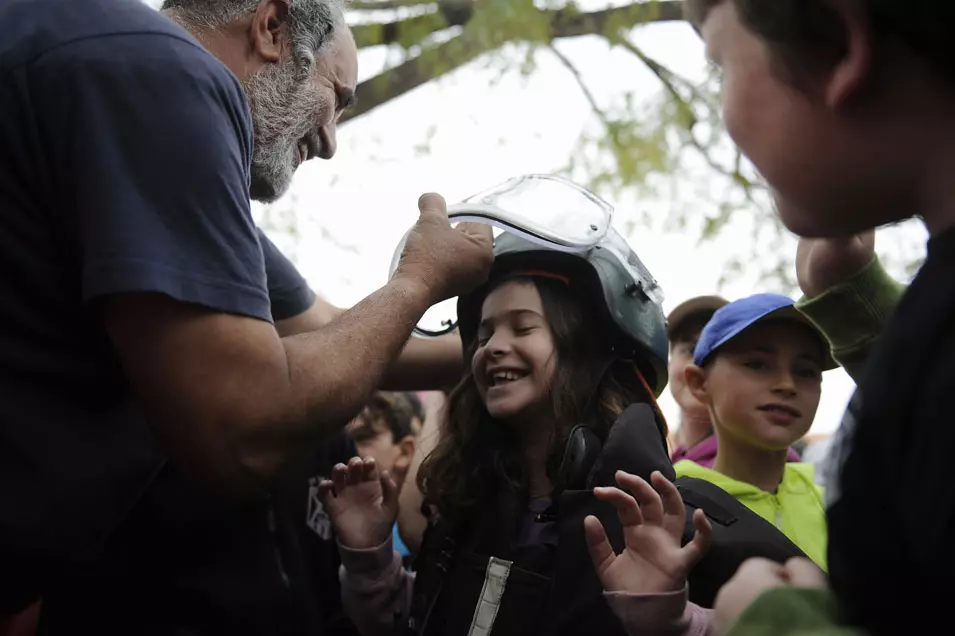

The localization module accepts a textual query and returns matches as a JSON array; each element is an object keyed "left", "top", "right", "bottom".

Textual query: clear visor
[
  {"left": 388, "top": 175, "right": 661, "bottom": 337},
  {"left": 448, "top": 174, "right": 614, "bottom": 250}
]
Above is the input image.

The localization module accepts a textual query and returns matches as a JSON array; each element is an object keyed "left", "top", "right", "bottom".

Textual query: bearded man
[{"left": 0, "top": 0, "right": 491, "bottom": 632}]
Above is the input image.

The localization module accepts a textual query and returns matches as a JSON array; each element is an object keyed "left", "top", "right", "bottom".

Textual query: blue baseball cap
[{"left": 693, "top": 293, "right": 837, "bottom": 370}]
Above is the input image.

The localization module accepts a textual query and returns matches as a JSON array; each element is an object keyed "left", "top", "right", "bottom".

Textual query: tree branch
[
  {"left": 344, "top": 24, "right": 502, "bottom": 122},
  {"left": 352, "top": 1, "right": 683, "bottom": 48},
  {"left": 350, "top": 0, "right": 435, "bottom": 10},
  {"left": 352, "top": 12, "right": 449, "bottom": 50},
  {"left": 550, "top": 1, "right": 684, "bottom": 38},
  {"left": 344, "top": 1, "right": 686, "bottom": 122},
  {"left": 614, "top": 32, "right": 765, "bottom": 194},
  {"left": 548, "top": 44, "right": 609, "bottom": 126}
]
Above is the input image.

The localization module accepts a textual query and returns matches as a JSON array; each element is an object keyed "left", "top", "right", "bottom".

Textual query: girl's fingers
[
  {"left": 317, "top": 479, "right": 335, "bottom": 503},
  {"left": 346, "top": 456, "right": 365, "bottom": 484},
  {"left": 594, "top": 485, "right": 644, "bottom": 527},
  {"left": 584, "top": 515, "right": 616, "bottom": 577},
  {"left": 682, "top": 508, "right": 713, "bottom": 567},
  {"left": 380, "top": 470, "right": 400, "bottom": 516},
  {"left": 331, "top": 463, "right": 348, "bottom": 495},
  {"left": 361, "top": 456, "right": 379, "bottom": 483},
  {"left": 615, "top": 471, "right": 664, "bottom": 526},
  {"left": 650, "top": 471, "right": 686, "bottom": 525}
]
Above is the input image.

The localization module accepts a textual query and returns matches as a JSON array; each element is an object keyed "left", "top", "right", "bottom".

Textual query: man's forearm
[
  {"left": 381, "top": 335, "right": 462, "bottom": 391},
  {"left": 227, "top": 276, "right": 433, "bottom": 482},
  {"left": 105, "top": 280, "right": 439, "bottom": 491},
  {"left": 275, "top": 295, "right": 463, "bottom": 391},
  {"left": 279, "top": 276, "right": 432, "bottom": 438}
]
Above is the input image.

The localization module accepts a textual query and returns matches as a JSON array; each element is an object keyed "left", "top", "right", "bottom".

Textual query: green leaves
[{"left": 338, "top": 0, "right": 922, "bottom": 292}]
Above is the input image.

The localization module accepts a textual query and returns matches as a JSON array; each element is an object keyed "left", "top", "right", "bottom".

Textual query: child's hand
[
  {"left": 585, "top": 470, "right": 712, "bottom": 595},
  {"left": 712, "top": 557, "right": 828, "bottom": 636},
  {"left": 318, "top": 457, "right": 399, "bottom": 550}
]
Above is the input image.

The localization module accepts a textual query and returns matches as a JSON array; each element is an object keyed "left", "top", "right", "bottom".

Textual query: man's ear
[
  {"left": 824, "top": 3, "right": 874, "bottom": 110},
  {"left": 684, "top": 364, "right": 711, "bottom": 404},
  {"left": 249, "top": 0, "right": 291, "bottom": 64}
]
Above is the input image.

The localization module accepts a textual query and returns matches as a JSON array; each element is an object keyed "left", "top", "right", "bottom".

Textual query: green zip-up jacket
[{"left": 674, "top": 461, "right": 828, "bottom": 571}]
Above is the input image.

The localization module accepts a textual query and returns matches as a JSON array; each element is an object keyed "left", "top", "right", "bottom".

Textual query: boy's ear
[
  {"left": 392, "top": 435, "right": 417, "bottom": 474},
  {"left": 824, "top": 2, "right": 873, "bottom": 110},
  {"left": 684, "top": 364, "right": 711, "bottom": 404}
]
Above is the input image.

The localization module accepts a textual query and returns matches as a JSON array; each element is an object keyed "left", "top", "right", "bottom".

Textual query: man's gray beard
[{"left": 244, "top": 57, "right": 325, "bottom": 203}]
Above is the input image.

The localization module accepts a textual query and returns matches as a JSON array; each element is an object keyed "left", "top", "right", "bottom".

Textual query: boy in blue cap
[{"left": 674, "top": 293, "right": 836, "bottom": 570}]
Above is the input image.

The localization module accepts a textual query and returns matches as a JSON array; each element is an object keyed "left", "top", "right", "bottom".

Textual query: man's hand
[
  {"left": 394, "top": 193, "right": 494, "bottom": 305},
  {"left": 712, "top": 557, "right": 828, "bottom": 636},
  {"left": 585, "top": 471, "right": 711, "bottom": 596},
  {"left": 796, "top": 232, "right": 875, "bottom": 299},
  {"left": 318, "top": 457, "right": 399, "bottom": 550}
]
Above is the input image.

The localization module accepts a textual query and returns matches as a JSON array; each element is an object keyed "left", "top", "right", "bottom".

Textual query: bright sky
[{"left": 145, "top": 0, "right": 927, "bottom": 436}]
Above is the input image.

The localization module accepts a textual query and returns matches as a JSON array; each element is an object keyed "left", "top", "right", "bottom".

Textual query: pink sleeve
[
  {"left": 603, "top": 586, "right": 712, "bottom": 636},
  {"left": 338, "top": 537, "right": 416, "bottom": 636}
]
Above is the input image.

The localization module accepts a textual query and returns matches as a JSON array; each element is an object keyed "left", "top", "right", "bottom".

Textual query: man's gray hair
[{"left": 162, "top": 0, "right": 345, "bottom": 76}]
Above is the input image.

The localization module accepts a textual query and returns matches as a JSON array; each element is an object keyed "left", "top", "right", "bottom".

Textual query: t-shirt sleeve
[
  {"left": 34, "top": 31, "right": 270, "bottom": 321},
  {"left": 257, "top": 228, "right": 317, "bottom": 321}
]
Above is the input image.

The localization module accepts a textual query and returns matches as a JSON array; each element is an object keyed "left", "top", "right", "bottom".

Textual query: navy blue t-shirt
[
  {"left": 0, "top": 0, "right": 268, "bottom": 609},
  {"left": 259, "top": 228, "right": 317, "bottom": 321},
  {"left": 36, "top": 233, "right": 335, "bottom": 635}
]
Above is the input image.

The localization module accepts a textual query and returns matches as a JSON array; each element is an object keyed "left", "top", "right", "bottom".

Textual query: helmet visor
[
  {"left": 448, "top": 174, "right": 613, "bottom": 249},
  {"left": 388, "top": 175, "right": 615, "bottom": 338}
]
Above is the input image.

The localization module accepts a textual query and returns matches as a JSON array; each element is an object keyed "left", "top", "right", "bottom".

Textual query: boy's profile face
[
  {"left": 668, "top": 316, "right": 712, "bottom": 421},
  {"left": 689, "top": 320, "right": 824, "bottom": 451},
  {"left": 698, "top": 1, "right": 918, "bottom": 238},
  {"left": 347, "top": 415, "right": 416, "bottom": 492}
]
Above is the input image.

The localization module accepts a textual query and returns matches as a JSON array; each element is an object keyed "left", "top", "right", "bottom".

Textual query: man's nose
[{"left": 318, "top": 124, "right": 337, "bottom": 160}]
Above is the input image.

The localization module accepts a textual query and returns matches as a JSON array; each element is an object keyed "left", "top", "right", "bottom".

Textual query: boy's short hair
[
  {"left": 667, "top": 296, "right": 729, "bottom": 345},
  {"left": 404, "top": 392, "right": 426, "bottom": 424},
  {"left": 349, "top": 392, "right": 416, "bottom": 444},
  {"left": 693, "top": 293, "right": 837, "bottom": 369},
  {"left": 685, "top": 0, "right": 955, "bottom": 86}
]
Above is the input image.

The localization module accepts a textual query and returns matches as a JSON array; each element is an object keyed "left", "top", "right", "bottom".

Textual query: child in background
[
  {"left": 675, "top": 294, "right": 834, "bottom": 569},
  {"left": 345, "top": 393, "right": 418, "bottom": 563},
  {"left": 666, "top": 296, "right": 727, "bottom": 462}
]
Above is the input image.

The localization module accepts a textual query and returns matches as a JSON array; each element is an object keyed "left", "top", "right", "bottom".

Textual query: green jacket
[{"left": 675, "top": 461, "right": 828, "bottom": 570}]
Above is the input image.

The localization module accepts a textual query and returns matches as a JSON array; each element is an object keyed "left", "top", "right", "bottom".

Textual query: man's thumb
[{"left": 418, "top": 192, "right": 447, "bottom": 220}]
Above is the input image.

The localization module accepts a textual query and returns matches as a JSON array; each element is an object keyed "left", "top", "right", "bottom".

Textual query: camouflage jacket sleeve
[{"left": 796, "top": 257, "right": 905, "bottom": 383}]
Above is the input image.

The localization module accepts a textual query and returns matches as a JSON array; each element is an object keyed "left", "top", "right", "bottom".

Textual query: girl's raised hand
[
  {"left": 585, "top": 470, "right": 712, "bottom": 595},
  {"left": 318, "top": 456, "right": 399, "bottom": 550}
]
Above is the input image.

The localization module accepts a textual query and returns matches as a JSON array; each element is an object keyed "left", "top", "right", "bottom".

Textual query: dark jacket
[{"left": 341, "top": 403, "right": 808, "bottom": 636}]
